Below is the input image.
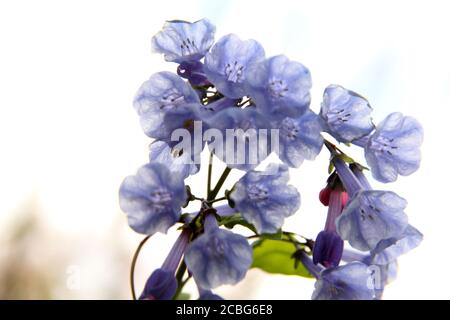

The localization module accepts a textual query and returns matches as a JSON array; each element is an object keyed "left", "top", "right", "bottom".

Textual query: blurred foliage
[
  {"left": 0, "top": 202, "right": 54, "bottom": 299},
  {"left": 0, "top": 198, "right": 130, "bottom": 299}
]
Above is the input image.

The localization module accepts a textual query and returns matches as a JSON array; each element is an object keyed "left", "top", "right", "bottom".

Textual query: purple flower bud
[
  {"left": 313, "top": 231, "right": 344, "bottom": 268},
  {"left": 313, "top": 188, "right": 346, "bottom": 268},
  {"left": 177, "top": 60, "right": 210, "bottom": 86},
  {"left": 139, "top": 269, "right": 177, "bottom": 300},
  {"left": 139, "top": 229, "right": 190, "bottom": 300}
]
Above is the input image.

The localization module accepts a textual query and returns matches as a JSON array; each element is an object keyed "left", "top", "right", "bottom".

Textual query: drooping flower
[
  {"left": 204, "top": 34, "right": 265, "bottom": 99},
  {"left": 119, "top": 163, "right": 187, "bottom": 235},
  {"left": 370, "top": 224, "right": 423, "bottom": 265},
  {"left": 272, "top": 110, "right": 323, "bottom": 168},
  {"left": 205, "top": 107, "right": 271, "bottom": 171},
  {"left": 184, "top": 213, "right": 253, "bottom": 289},
  {"left": 198, "top": 291, "right": 224, "bottom": 300},
  {"left": 152, "top": 19, "right": 215, "bottom": 63},
  {"left": 320, "top": 85, "right": 375, "bottom": 143},
  {"left": 313, "top": 187, "right": 348, "bottom": 268},
  {"left": 313, "top": 231, "right": 344, "bottom": 269},
  {"left": 298, "top": 252, "right": 375, "bottom": 300},
  {"left": 197, "top": 285, "right": 224, "bottom": 300},
  {"left": 230, "top": 163, "right": 300, "bottom": 234},
  {"left": 336, "top": 190, "right": 409, "bottom": 251},
  {"left": 139, "top": 269, "right": 177, "bottom": 300},
  {"left": 341, "top": 249, "right": 398, "bottom": 299},
  {"left": 139, "top": 229, "right": 191, "bottom": 300},
  {"left": 332, "top": 158, "right": 409, "bottom": 251},
  {"left": 312, "top": 262, "right": 376, "bottom": 300},
  {"left": 133, "top": 72, "right": 201, "bottom": 140},
  {"left": 246, "top": 55, "right": 312, "bottom": 119},
  {"left": 363, "top": 112, "right": 424, "bottom": 183}
]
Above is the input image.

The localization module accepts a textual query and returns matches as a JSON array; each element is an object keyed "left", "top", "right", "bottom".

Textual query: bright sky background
[{"left": 0, "top": 0, "right": 449, "bottom": 299}]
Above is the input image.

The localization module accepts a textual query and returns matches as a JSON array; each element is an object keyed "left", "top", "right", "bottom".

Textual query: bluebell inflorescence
[{"left": 120, "top": 18, "right": 424, "bottom": 300}]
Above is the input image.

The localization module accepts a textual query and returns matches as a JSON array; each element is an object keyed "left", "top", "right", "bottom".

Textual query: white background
[{"left": 0, "top": 0, "right": 449, "bottom": 299}]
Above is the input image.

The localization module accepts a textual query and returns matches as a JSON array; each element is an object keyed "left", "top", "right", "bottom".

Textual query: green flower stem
[
  {"left": 207, "top": 196, "right": 227, "bottom": 204},
  {"left": 173, "top": 261, "right": 188, "bottom": 300},
  {"left": 207, "top": 152, "right": 213, "bottom": 199},
  {"left": 208, "top": 167, "right": 232, "bottom": 201}
]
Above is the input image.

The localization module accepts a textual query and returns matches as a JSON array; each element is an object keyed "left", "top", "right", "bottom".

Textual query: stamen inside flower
[
  {"left": 148, "top": 187, "right": 173, "bottom": 211},
  {"left": 224, "top": 60, "right": 244, "bottom": 83},
  {"left": 327, "top": 108, "right": 352, "bottom": 126},
  {"left": 160, "top": 88, "right": 186, "bottom": 109},
  {"left": 180, "top": 37, "right": 199, "bottom": 56},
  {"left": 370, "top": 135, "right": 398, "bottom": 156},
  {"left": 246, "top": 184, "right": 269, "bottom": 201},
  {"left": 280, "top": 118, "right": 299, "bottom": 141},
  {"left": 268, "top": 79, "right": 289, "bottom": 98}
]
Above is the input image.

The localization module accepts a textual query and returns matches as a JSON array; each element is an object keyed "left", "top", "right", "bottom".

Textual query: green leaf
[
  {"left": 175, "top": 292, "right": 191, "bottom": 300},
  {"left": 258, "top": 229, "right": 283, "bottom": 240},
  {"left": 337, "top": 153, "right": 355, "bottom": 164},
  {"left": 328, "top": 161, "right": 335, "bottom": 174},
  {"left": 251, "top": 239, "right": 313, "bottom": 278},
  {"left": 219, "top": 213, "right": 257, "bottom": 233}
]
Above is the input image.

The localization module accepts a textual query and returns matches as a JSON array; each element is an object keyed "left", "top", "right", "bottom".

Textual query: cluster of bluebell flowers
[{"left": 119, "top": 19, "right": 424, "bottom": 300}]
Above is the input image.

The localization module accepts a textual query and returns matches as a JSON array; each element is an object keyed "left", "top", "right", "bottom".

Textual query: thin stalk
[
  {"left": 130, "top": 235, "right": 151, "bottom": 300},
  {"left": 173, "top": 261, "right": 187, "bottom": 300},
  {"left": 207, "top": 196, "right": 227, "bottom": 204},
  {"left": 207, "top": 152, "right": 213, "bottom": 199},
  {"left": 208, "top": 167, "right": 232, "bottom": 201}
]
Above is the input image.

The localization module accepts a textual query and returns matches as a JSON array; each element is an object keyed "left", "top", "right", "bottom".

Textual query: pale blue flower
[
  {"left": 133, "top": 72, "right": 201, "bottom": 140},
  {"left": 197, "top": 97, "right": 236, "bottom": 120},
  {"left": 198, "top": 288, "right": 224, "bottom": 300},
  {"left": 119, "top": 163, "right": 187, "bottom": 235},
  {"left": 312, "top": 262, "right": 376, "bottom": 300},
  {"left": 320, "top": 85, "right": 375, "bottom": 143},
  {"left": 246, "top": 55, "right": 312, "bottom": 119},
  {"left": 370, "top": 224, "right": 423, "bottom": 265},
  {"left": 204, "top": 34, "right": 265, "bottom": 99},
  {"left": 364, "top": 112, "right": 424, "bottom": 183},
  {"left": 149, "top": 140, "right": 200, "bottom": 180},
  {"left": 205, "top": 107, "right": 271, "bottom": 171},
  {"left": 336, "top": 190, "right": 409, "bottom": 251},
  {"left": 230, "top": 163, "right": 300, "bottom": 234},
  {"left": 272, "top": 110, "right": 323, "bottom": 168},
  {"left": 341, "top": 250, "right": 398, "bottom": 300},
  {"left": 152, "top": 19, "right": 215, "bottom": 63},
  {"left": 184, "top": 214, "right": 252, "bottom": 289}
]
